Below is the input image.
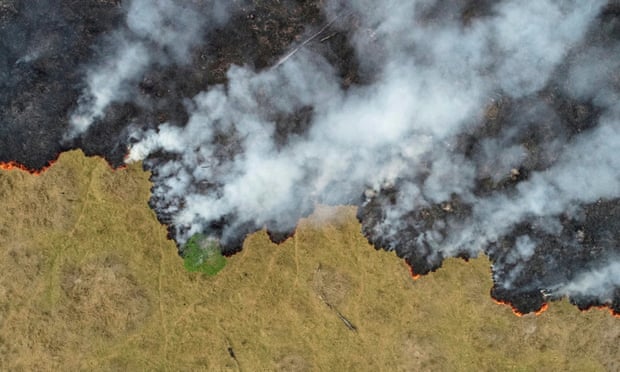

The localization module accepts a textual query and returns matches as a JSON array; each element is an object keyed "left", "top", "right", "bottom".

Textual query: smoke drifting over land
[
  {"left": 1, "top": 0, "right": 619, "bottom": 315},
  {"left": 68, "top": 0, "right": 235, "bottom": 137}
]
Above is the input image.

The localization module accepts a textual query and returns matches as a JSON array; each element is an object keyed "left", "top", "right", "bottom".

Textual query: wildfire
[
  {"left": 0, "top": 160, "right": 54, "bottom": 175},
  {"left": 0, "top": 155, "right": 127, "bottom": 176},
  {"left": 535, "top": 303, "right": 549, "bottom": 316},
  {"left": 406, "top": 264, "right": 421, "bottom": 280},
  {"left": 492, "top": 298, "right": 549, "bottom": 317},
  {"left": 492, "top": 296, "right": 620, "bottom": 318},
  {"left": 580, "top": 305, "right": 620, "bottom": 319}
]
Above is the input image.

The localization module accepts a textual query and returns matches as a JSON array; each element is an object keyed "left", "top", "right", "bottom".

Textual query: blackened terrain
[{"left": 0, "top": 0, "right": 124, "bottom": 168}]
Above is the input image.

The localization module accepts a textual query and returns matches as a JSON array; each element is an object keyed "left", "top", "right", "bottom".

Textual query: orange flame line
[
  {"left": 402, "top": 258, "right": 618, "bottom": 319},
  {"left": 492, "top": 299, "right": 523, "bottom": 317},
  {"left": 579, "top": 305, "right": 620, "bottom": 319},
  {"left": 0, "top": 156, "right": 127, "bottom": 175},
  {"left": 0, "top": 160, "right": 54, "bottom": 175},
  {"left": 403, "top": 260, "right": 618, "bottom": 319},
  {"left": 406, "top": 263, "right": 421, "bottom": 280},
  {"left": 535, "top": 303, "right": 549, "bottom": 316},
  {"left": 492, "top": 298, "right": 548, "bottom": 317}
]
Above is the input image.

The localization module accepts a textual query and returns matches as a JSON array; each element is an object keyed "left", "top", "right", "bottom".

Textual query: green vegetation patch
[{"left": 182, "top": 233, "right": 227, "bottom": 275}]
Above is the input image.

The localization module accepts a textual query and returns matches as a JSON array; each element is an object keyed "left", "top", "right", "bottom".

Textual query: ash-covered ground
[{"left": 1, "top": 0, "right": 620, "bottom": 315}]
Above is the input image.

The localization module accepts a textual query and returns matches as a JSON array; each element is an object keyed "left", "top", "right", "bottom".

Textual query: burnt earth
[{"left": 0, "top": 0, "right": 124, "bottom": 168}]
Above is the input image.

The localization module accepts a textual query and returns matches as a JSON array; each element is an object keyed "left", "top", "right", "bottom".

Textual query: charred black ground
[
  {"left": 1, "top": 0, "right": 619, "bottom": 316},
  {"left": 0, "top": 1, "right": 124, "bottom": 168}
]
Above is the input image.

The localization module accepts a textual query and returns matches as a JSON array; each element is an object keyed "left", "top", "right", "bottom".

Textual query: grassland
[{"left": 0, "top": 150, "right": 618, "bottom": 371}]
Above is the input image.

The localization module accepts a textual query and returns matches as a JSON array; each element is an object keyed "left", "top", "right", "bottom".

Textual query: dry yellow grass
[{"left": 0, "top": 150, "right": 618, "bottom": 371}]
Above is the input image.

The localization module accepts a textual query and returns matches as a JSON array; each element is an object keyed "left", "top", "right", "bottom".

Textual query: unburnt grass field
[{"left": 0, "top": 150, "right": 618, "bottom": 371}]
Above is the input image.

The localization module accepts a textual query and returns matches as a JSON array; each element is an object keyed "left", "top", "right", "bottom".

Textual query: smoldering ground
[{"left": 1, "top": 0, "right": 620, "bottom": 315}]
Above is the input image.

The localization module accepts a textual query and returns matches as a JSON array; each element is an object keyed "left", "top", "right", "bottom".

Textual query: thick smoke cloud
[{"left": 67, "top": 0, "right": 620, "bottom": 314}]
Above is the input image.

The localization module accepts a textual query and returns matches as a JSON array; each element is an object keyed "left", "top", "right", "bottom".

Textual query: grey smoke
[
  {"left": 72, "top": 0, "right": 619, "bottom": 306},
  {"left": 553, "top": 260, "right": 620, "bottom": 301},
  {"left": 449, "top": 108, "right": 620, "bottom": 254},
  {"left": 67, "top": 0, "right": 235, "bottom": 138}
]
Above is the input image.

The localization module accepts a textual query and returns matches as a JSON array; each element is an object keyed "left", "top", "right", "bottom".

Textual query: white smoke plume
[
  {"left": 130, "top": 0, "right": 606, "bottom": 231},
  {"left": 72, "top": 0, "right": 620, "bottom": 309}
]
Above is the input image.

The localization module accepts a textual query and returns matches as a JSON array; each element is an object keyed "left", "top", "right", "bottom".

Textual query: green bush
[{"left": 182, "top": 234, "right": 227, "bottom": 275}]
